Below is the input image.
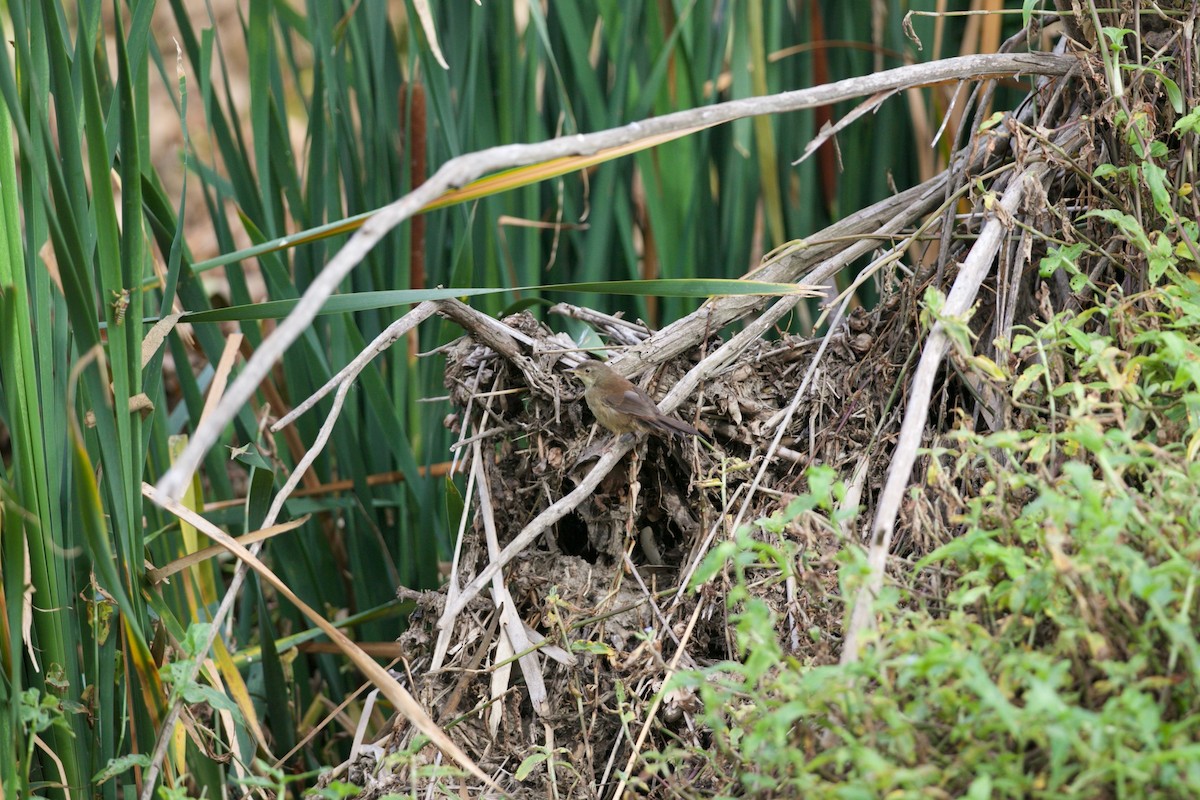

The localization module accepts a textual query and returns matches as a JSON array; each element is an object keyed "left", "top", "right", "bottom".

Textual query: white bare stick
[
  {"left": 272, "top": 301, "right": 438, "bottom": 430},
  {"left": 155, "top": 52, "right": 1074, "bottom": 501},
  {"left": 264, "top": 365, "right": 354, "bottom": 526},
  {"left": 264, "top": 302, "right": 440, "bottom": 522},
  {"left": 430, "top": 440, "right": 478, "bottom": 672},
  {"left": 840, "top": 160, "right": 1049, "bottom": 663},
  {"left": 437, "top": 440, "right": 634, "bottom": 628},
  {"left": 473, "top": 440, "right": 550, "bottom": 718}
]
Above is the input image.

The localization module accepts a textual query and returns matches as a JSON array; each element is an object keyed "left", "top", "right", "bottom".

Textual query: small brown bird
[{"left": 570, "top": 361, "right": 700, "bottom": 438}]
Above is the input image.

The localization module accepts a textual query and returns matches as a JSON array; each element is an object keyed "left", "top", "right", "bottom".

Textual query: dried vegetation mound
[{"left": 326, "top": 8, "right": 1200, "bottom": 797}]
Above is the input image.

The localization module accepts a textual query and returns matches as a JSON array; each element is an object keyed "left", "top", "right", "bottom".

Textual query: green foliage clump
[{"left": 655, "top": 281, "right": 1200, "bottom": 798}]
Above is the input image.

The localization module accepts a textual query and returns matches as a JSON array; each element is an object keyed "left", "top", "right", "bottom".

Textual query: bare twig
[
  {"left": 841, "top": 159, "right": 1050, "bottom": 663},
  {"left": 272, "top": 301, "right": 439, "bottom": 430},
  {"left": 437, "top": 440, "right": 635, "bottom": 627},
  {"left": 548, "top": 303, "right": 651, "bottom": 346},
  {"left": 473, "top": 439, "right": 550, "bottom": 719},
  {"left": 436, "top": 298, "right": 578, "bottom": 394}
]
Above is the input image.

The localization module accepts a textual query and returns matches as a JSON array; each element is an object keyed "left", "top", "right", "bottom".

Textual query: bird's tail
[{"left": 653, "top": 414, "right": 701, "bottom": 438}]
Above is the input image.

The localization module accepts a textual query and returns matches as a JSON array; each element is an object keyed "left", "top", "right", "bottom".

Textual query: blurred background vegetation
[{"left": 0, "top": 0, "right": 1027, "bottom": 796}]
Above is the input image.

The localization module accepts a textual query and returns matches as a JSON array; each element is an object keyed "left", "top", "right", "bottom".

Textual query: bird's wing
[
  {"left": 604, "top": 385, "right": 700, "bottom": 437},
  {"left": 604, "top": 387, "right": 659, "bottom": 417}
]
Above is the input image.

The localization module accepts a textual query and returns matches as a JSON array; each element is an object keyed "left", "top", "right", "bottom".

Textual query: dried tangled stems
[
  {"left": 249, "top": 12, "right": 1198, "bottom": 792},
  {"left": 318, "top": 46, "right": 1120, "bottom": 794}
]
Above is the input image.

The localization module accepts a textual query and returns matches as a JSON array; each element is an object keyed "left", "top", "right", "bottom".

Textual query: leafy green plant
[{"left": 656, "top": 303, "right": 1200, "bottom": 795}]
